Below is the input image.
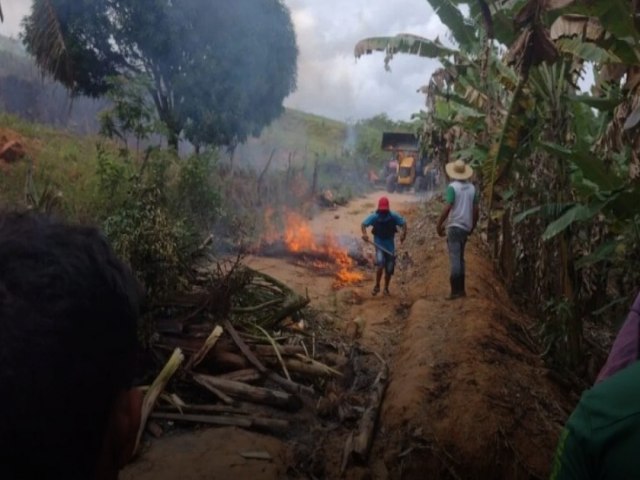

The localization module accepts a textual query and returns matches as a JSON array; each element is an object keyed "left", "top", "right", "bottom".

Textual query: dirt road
[{"left": 124, "top": 191, "right": 571, "bottom": 479}]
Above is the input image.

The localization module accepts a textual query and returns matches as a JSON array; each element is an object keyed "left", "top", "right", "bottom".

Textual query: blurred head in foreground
[{"left": 0, "top": 211, "right": 142, "bottom": 479}]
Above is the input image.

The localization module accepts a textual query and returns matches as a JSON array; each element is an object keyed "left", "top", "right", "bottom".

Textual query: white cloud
[
  {"left": 283, "top": 0, "right": 448, "bottom": 122},
  {"left": 0, "top": 0, "right": 31, "bottom": 38}
]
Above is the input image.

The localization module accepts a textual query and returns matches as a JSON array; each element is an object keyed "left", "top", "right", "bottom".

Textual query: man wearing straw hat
[{"left": 436, "top": 159, "right": 479, "bottom": 300}]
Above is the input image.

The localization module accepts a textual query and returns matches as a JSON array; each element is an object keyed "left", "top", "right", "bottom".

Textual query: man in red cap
[{"left": 361, "top": 196, "right": 407, "bottom": 296}]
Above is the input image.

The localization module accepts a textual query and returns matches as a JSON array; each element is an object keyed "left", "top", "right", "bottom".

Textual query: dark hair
[{"left": 0, "top": 212, "right": 141, "bottom": 479}]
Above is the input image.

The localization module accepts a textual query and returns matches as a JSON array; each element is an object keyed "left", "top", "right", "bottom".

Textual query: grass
[{"left": 0, "top": 113, "right": 109, "bottom": 221}]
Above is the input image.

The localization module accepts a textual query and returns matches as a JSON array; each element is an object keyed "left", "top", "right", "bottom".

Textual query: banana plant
[{"left": 354, "top": 34, "right": 458, "bottom": 70}]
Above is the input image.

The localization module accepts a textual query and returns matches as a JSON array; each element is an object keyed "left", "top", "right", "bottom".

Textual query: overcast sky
[{"left": 1, "top": 0, "right": 447, "bottom": 122}]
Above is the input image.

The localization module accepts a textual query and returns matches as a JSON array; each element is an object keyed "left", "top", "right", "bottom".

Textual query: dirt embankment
[
  {"left": 123, "top": 192, "right": 573, "bottom": 480},
  {"left": 367, "top": 204, "right": 572, "bottom": 479}
]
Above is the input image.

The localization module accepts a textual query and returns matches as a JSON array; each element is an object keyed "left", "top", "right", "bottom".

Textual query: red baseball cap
[{"left": 377, "top": 196, "right": 390, "bottom": 212}]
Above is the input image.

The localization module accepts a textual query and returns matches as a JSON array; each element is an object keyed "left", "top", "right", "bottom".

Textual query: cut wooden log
[
  {"left": 193, "top": 375, "right": 235, "bottom": 405},
  {"left": 263, "top": 357, "right": 341, "bottom": 378},
  {"left": 253, "top": 344, "right": 306, "bottom": 356},
  {"left": 193, "top": 373, "right": 302, "bottom": 411},
  {"left": 253, "top": 345, "right": 348, "bottom": 369},
  {"left": 150, "top": 412, "right": 289, "bottom": 433},
  {"left": 205, "top": 350, "right": 250, "bottom": 372},
  {"left": 217, "top": 368, "right": 262, "bottom": 383},
  {"left": 156, "top": 403, "right": 250, "bottom": 416},
  {"left": 134, "top": 348, "right": 184, "bottom": 456},
  {"left": 185, "top": 324, "right": 223, "bottom": 370},
  {"left": 350, "top": 354, "right": 389, "bottom": 463},
  {"left": 223, "top": 319, "right": 314, "bottom": 396}
]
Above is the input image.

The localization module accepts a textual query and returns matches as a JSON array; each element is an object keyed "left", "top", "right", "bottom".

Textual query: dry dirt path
[{"left": 123, "top": 190, "right": 572, "bottom": 480}]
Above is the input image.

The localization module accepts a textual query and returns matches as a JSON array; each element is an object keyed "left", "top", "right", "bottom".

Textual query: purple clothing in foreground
[{"left": 596, "top": 292, "right": 640, "bottom": 383}]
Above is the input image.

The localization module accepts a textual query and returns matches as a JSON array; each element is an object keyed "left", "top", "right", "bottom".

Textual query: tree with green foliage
[{"left": 22, "top": 0, "right": 298, "bottom": 150}]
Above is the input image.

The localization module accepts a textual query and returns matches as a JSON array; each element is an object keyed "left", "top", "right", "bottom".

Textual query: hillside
[{"left": 233, "top": 109, "right": 349, "bottom": 170}]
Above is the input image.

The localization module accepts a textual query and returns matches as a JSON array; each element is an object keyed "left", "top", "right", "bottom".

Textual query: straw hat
[{"left": 445, "top": 159, "right": 473, "bottom": 180}]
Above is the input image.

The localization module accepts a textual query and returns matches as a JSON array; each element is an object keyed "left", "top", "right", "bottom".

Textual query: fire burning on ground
[{"left": 259, "top": 209, "right": 366, "bottom": 288}]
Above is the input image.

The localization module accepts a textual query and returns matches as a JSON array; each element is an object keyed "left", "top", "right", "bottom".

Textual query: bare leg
[
  {"left": 376, "top": 268, "right": 383, "bottom": 287},
  {"left": 372, "top": 268, "right": 383, "bottom": 295}
]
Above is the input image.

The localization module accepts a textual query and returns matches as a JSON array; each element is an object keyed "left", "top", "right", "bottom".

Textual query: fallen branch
[
  {"left": 150, "top": 412, "right": 289, "bottom": 433},
  {"left": 157, "top": 403, "right": 251, "bottom": 416},
  {"left": 193, "top": 373, "right": 302, "bottom": 411},
  {"left": 185, "top": 324, "right": 223, "bottom": 370},
  {"left": 348, "top": 352, "right": 389, "bottom": 464},
  {"left": 256, "top": 324, "right": 291, "bottom": 381},
  {"left": 263, "top": 357, "right": 342, "bottom": 378},
  {"left": 192, "top": 374, "right": 235, "bottom": 405},
  {"left": 134, "top": 348, "right": 184, "bottom": 456},
  {"left": 253, "top": 344, "right": 306, "bottom": 357},
  {"left": 217, "top": 368, "right": 262, "bottom": 383}
]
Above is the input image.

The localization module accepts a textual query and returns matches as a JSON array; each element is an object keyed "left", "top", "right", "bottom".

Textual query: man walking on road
[
  {"left": 436, "top": 159, "right": 479, "bottom": 300},
  {"left": 361, "top": 196, "right": 407, "bottom": 296}
]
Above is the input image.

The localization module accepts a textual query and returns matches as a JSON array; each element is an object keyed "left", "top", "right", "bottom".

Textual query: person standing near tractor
[
  {"left": 436, "top": 159, "right": 479, "bottom": 300},
  {"left": 361, "top": 196, "right": 407, "bottom": 296}
]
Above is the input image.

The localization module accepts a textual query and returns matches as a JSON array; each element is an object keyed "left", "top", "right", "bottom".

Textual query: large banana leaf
[
  {"left": 483, "top": 75, "right": 527, "bottom": 208},
  {"left": 555, "top": 37, "right": 622, "bottom": 63},
  {"left": 456, "top": 145, "right": 488, "bottom": 167},
  {"left": 425, "top": 0, "right": 478, "bottom": 50},
  {"left": 513, "top": 203, "right": 571, "bottom": 223},
  {"left": 550, "top": 15, "right": 603, "bottom": 41},
  {"left": 354, "top": 34, "right": 458, "bottom": 68},
  {"left": 563, "top": 0, "right": 639, "bottom": 43},
  {"left": 542, "top": 194, "right": 620, "bottom": 241},
  {"left": 568, "top": 94, "right": 623, "bottom": 111},
  {"left": 538, "top": 141, "right": 623, "bottom": 190},
  {"left": 575, "top": 240, "right": 618, "bottom": 269}
]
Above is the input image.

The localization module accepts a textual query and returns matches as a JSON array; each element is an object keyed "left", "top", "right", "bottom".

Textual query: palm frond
[
  {"left": 483, "top": 75, "right": 528, "bottom": 208},
  {"left": 24, "top": 0, "right": 75, "bottom": 90}
]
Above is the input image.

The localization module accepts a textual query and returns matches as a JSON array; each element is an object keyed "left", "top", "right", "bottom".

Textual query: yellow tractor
[{"left": 381, "top": 132, "right": 430, "bottom": 193}]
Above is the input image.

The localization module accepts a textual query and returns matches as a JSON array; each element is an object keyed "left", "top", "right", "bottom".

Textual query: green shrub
[
  {"left": 100, "top": 150, "right": 195, "bottom": 302},
  {"left": 175, "top": 151, "right": 221, "bottom": 230}
]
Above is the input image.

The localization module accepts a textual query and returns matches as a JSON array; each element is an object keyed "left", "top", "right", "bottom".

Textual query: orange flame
[{"left": 281, "top": 211, "right": 364, "bottom": 287}]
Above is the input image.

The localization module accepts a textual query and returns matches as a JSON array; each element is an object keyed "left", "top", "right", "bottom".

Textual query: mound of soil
[
  {"left": 0, "top": 128, "right": 28, "bottom": 165},
  {"left": 372, "top": 202, "right": 572, "bottom": 479}
]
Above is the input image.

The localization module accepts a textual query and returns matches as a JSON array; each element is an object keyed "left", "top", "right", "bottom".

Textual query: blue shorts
[{"left": 375, "top": 249, "right": 395, "bottom": 275}]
